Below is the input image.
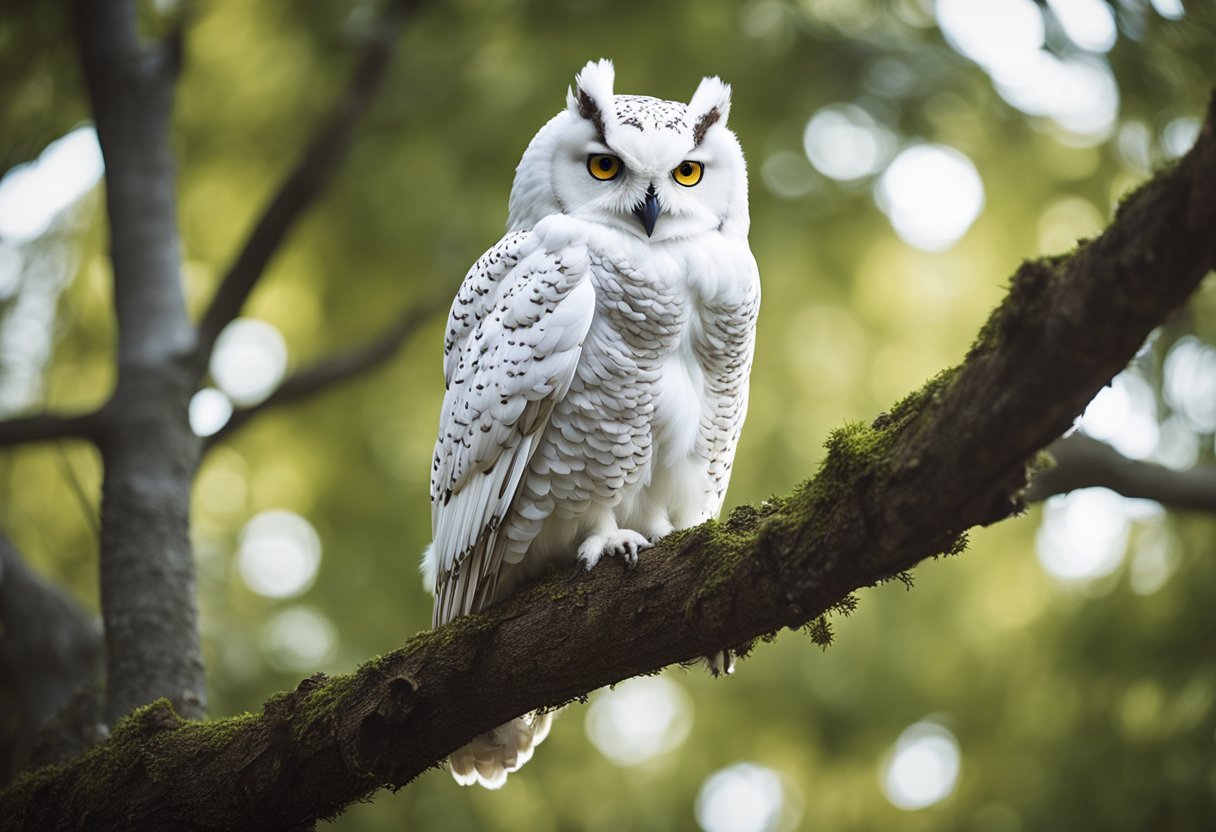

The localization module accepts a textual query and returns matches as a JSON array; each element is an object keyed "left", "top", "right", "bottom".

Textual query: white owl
[{"left": 422, "top": 59, "right": 760, "bottom": 788}]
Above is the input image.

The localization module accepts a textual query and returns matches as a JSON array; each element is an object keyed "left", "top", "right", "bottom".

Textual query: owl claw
[
  {"left": 578, "top": 529, "right": 651, "bottom": 570},
  {"left": 642, "top": 518, "right": 674, "bottom": 545}
]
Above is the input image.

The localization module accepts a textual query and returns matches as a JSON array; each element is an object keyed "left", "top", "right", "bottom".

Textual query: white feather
[{"left": 687, "top": 75, "right": 732, "bottom": 126}]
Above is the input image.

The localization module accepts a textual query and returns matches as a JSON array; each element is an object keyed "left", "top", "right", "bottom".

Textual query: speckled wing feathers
[
  {"left": 430, "top": 233, "right": 594, "bottom": 626},
  {"left": 694, "top": 285, "right": 760, "bottom": 515}
]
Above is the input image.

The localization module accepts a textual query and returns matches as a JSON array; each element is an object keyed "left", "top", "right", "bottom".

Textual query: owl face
[{"left": 507, "top": 60, "right": 749, "bottom": 243}]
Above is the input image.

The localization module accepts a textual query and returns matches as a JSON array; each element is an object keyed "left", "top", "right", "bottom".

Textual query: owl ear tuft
[
  {"left": 688, "top": 76, "right": 732, "bottom": 145},
  {"left": 566, "top": 59, "right": 616, "bottom": 141}
]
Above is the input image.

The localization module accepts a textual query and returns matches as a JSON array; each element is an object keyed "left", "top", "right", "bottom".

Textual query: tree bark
[
  {"left": 3, "top": 92, "right": 1213, "bottom": 832},
  {"left": 74, "top": 0, "right": 207, "bottom": 724}
]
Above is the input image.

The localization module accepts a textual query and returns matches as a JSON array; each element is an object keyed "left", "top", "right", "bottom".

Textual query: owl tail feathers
[
  {"left": 705, "top": 649, "right": 736, "bottom": 677},
  {"left": 448, "top": 711, "right": 554, "bottom": 789}
]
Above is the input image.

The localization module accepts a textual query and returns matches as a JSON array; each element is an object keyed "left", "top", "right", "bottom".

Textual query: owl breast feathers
[{"left": 421, "top": 59, "right": 759, "bottom": 789}]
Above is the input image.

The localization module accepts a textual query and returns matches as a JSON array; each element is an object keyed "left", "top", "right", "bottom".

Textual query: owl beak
[{"left": 633, "top": 185, "right": 661, "bottom": 237}]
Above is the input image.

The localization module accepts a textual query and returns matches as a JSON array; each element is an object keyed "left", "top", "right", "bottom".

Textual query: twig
[
  {"left": 0, "top": 412, "right": 102, "bottom": 448},
  {"left": 193, "top": 0, "right": 418, "bottom": 373},
  {"left": 203, "top": 299, "right": 440, "bottom": 449},
  {"left": 53, "top": 441, "right": 100, "bottom": 539},
  {"left": 1026, "top": 433, "right": 1216, "bottom": 512}
]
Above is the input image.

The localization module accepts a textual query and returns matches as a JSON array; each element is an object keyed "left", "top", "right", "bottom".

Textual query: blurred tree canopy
[{"left": 1, "top": 0, "right": 1215, "bottom": 829}]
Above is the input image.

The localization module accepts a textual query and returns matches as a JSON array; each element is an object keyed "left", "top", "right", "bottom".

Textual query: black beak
[{"left": 633, "top": 185, "right": 660, "bottom": 237}]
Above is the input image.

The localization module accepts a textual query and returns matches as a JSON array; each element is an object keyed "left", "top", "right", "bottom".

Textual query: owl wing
[
  {"left": 430, "top": 231, "right": 595, "bottom": 626},
  {"left": 694, "top": 252, "right": 761, "bottom": 518}
]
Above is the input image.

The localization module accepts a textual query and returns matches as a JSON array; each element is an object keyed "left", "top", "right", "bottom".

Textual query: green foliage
[{"left": 3, "top": 0, "right": 1216, "bottom": 830}]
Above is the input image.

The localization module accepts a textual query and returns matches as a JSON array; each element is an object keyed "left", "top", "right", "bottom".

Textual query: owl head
[{"left": 507, "top": 59, "right": 748, "bottom": 243}]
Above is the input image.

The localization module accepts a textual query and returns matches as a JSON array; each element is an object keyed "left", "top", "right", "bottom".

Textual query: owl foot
[
  {"left": 641, "top": 517, "right": 674, "bottom": 545},
  {"left": 578, "top": 529, "right": 651, "bottom": 570}
]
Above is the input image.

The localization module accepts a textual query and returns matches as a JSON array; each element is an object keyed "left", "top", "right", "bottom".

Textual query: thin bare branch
[
  {"left": 204, "top": 299, "right": 440, "bottom": 449},
  {"left": 193, "top": 0, "right": 418, "bottom": 372},
  {"left": 0, "top": 412, "right": 102, "bottom": 448},
  {"left": 1026, "top": 433, "right": 1216, "bottom": 512},
  {"left": 52, "top": 442, "right": 100, "bottom": 538}
]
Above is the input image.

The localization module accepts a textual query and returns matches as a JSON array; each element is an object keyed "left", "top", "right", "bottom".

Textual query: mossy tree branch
[{"left": 4, "top": 98, "right": 1215, "bottom": 832}]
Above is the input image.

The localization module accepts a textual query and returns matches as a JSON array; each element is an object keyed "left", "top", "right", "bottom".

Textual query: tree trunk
[{"left": 75, "top": 0, "right": 206, "bottom": 722}]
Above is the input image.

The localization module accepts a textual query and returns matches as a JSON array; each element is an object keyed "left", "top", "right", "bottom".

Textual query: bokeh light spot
[
  {"left": 0, "top": 127, "right": 104, "bottom": 242},
  {"left": 195, "top": 448, "right": 249, "bottom": 520},
  {"left": 189, "top": 387, "right": 234, "bottom": 437},
  {"left": 1129, "top": 523, "right": 1178, "bottom": 596},
  {"left": 739, "top": 0, "right": 796, "bottom": 51},
  {"left": 695, "top": 762, "right": 790, "bottom": 832},
  {"left": 1078, "top": 372, "right": 1159, "bottom": 460},
  {"left": 238, "top": 509, "right": 322, "bottom": 598},
  {"left": 1161, "top": 117, "right": 1201, "bottom": 159},
  {"left": 1045, "top": 0, "right": 1117, "bottom": 53},
  {"left": 1149, "top": 0, "right": 1185, "bottom": 21},
  {"left": 261, "top": 605, "right": 338, "bottom": 671},
  {"left": 936, "top": 0, "right": 1044, "bottom": 75},
  {"left": 1116, "top": 121, "right": 1153, "bottom": 172},
  {"left": 936, "top": 0, "right": 1118, "bottom": 141},
  {"left": 585, "top": 675, "right": 692, "bottom": 766},
  {"left": 875, "top": 145, "right": 984, "bottom": 251},
  {"left": 1152, "top": 416, "right": 1199, "bottom": 471},
  {"left": 881, "top": 721, "right": 961, "bottom": 810},
  {"left": 1037, "top": 196, "right": 1104, "bottom": 257},
  {"left": 995, "top": 55, "right": 1119, "bottom": 142},
  {"left": 210, "top": 318, "right": 288, "bottom": 406},
  {"left": 761, "top": 151, "right": 817, "bottom": 199},
  {"left": 1035, "top": 488, "right": 1130, "bottom": 583},
  {"left": 802, "top": 104, "right": 894, "bottom": 182},
  {"left": 1163, "top": 336, "right": 1216, "bottom": 433}
]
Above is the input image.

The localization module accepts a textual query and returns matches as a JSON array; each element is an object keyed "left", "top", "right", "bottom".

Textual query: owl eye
[
  {"left": 672, "top": 160, "right": 704, "bottom": 187},
  {"left": 587, "top": 154, "right": 623, "bottom": 181}
]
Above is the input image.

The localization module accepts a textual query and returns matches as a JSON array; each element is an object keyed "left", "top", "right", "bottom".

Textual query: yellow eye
[
  {"left": 587, "top": 154, "right": 623, "bottom": 181},
  {"left": 672, "top": 160, "right": 704, "bottom": 187}
]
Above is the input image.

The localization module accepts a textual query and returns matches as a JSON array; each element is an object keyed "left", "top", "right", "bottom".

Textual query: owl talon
[
  {"left": 643, "top": 518, "right": 675, "bottom": 545},
  {"left": 578, "top": 529, "right": 650, "bottom": 570}
]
